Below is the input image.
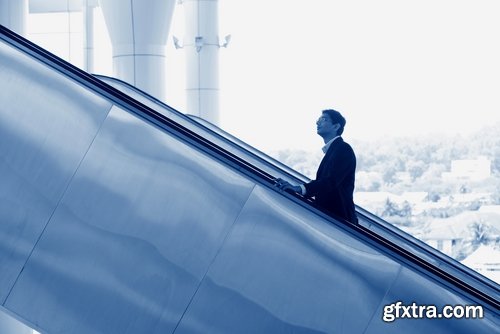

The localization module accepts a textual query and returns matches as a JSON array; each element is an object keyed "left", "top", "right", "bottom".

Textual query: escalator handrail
[
  {"left": 94, "top": 74, "right": 307, "bottom": 183},
  {"left": 95, "top": 74, "right": 500, "bottom": 300},
  {"left": 1, "top": 25, "right": 498, "bottom": 311}
]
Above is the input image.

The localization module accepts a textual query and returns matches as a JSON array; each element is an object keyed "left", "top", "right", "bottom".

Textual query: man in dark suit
[{"left": 276, "top": 109, "right": 357, "bottom": 224}]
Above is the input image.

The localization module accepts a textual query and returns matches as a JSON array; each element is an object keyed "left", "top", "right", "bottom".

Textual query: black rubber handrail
[
  {"left": 1, "top": 25, "right": 498, "bottom": 311},
  {"left": 94, "top": 74, "right": 307, "bottom": 183},
  {"left": 95, "top": 74, "right": 500, "bottom": 300}
]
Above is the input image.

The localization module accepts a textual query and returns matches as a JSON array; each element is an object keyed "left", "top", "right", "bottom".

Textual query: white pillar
[
  {"left": 98, "top": 0, "right": 176, "bottom": 102},
  {"left": 83, "top": 0, "right": 95, "bottom": 73},
  {"left": 0, "top": 0, "right": 28, "bottom": 36},
  {"left": 183, "top": 0, "right": 220, "bottom": 125}
]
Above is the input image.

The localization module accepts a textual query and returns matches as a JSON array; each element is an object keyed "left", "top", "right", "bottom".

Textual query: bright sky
[
  {"left": 213, "top": 0, "right": 500, "bottom": 152},
  {"left": 28, "top": 0, "right": 500, "bottom": 153}
]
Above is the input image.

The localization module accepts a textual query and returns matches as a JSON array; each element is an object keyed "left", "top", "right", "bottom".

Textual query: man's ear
[{"left": 333, "top": 123, "right": 341, "bottom": 132}]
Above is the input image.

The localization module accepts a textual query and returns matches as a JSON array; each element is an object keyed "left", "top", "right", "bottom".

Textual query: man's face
[{"left": 316, "top": 115, "right": 338, "bottom": 137}]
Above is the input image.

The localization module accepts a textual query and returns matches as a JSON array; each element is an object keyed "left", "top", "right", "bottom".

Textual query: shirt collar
[{"left": 322, "top": 136, "right": 340, "bottom": 154}]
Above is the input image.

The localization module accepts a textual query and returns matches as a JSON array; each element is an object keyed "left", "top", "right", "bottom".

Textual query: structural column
[
  {"left": 82, "top": 0, "right": 96, "bottom": 73},
  {"left": 182, "top": 0, "right": 221, "bottom": 125},
  {"left": 99, "top": 0, "right": 176, "bottom": 101},
  {"left": 0, "top": 0, "right": 28, "bottom": 36}
]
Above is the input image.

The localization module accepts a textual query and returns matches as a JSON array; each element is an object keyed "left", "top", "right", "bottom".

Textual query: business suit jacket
[{"left": 304, "top": 137, "right": 357, "bottom": 223}]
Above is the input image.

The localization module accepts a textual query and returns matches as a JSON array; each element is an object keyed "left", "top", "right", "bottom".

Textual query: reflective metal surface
[
  {"left": 175, "top": 185, "right": 402, "bottom": 333},
  {"left": 365, "top": 267, "right": 500, "bottom": 334},
  {"left": 97, "top": 75, "right": 303, "bottom": 185},
  {"left": 0, "top": 39, "right": 111, "bottom": 304},
  {"left": 0, "top": 28, "right": 498, "bottom": 334},
  {"left": 5, "top": 107, "right": 255, "bottom": 333},
  {"left": 98, "top": 76, "right": 499, "bottom": 303},
  {"left": 176, "top": 188, "right": 499, "bottom": 333},
  {"left": 0, "top": 309, "right": 33, "bottom": 334}
]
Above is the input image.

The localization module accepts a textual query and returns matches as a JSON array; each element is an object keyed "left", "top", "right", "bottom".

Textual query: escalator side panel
[
  {"left": 0, "top": 27, "right": 498, "bottom": 333},
  {"left": 98, "top": 75, "right": 500, "bottom": 303},
  {"left": 4, "top": 107, "right": 256, "bottom": 334},
  {"left": 175, "top": 186, "right": 403, "bottom": 333},
  {"left": 365, "top": 266, "right": 499, "bottom": 333},
  {"left": 0, "top": 40, "right": 112, "bottom": 304},
  {"left": 99, "top": 76, "right": 296, "bottom": 183},
  {"left": 175, "top": 186, "right": 498, "bottom": 333}
]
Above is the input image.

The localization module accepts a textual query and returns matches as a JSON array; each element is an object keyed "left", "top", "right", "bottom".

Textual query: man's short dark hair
[{"left": 322, "top": 109, "right": 346, "bottom": 135}]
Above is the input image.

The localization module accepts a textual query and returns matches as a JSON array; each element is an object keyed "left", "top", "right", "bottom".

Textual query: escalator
[
  {"left": 94, "top": 74, "right": 500, "bottom": 308},
  {"left": 0, "top": 25, "right": 498, "bottom": 334}
]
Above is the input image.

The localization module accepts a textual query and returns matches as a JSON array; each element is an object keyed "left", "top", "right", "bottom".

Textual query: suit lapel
[{"left": 316, "top": 137, "right": 342, "bottom": 178}]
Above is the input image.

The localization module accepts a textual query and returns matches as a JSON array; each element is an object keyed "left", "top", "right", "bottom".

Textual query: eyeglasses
[{"left": 317, "top": 116, "right": 332, "bottom": 124}]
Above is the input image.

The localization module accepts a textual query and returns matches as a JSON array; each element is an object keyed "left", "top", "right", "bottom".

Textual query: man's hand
[{"left": 275, "top": 178, "right": 302, "bottom": 193}]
